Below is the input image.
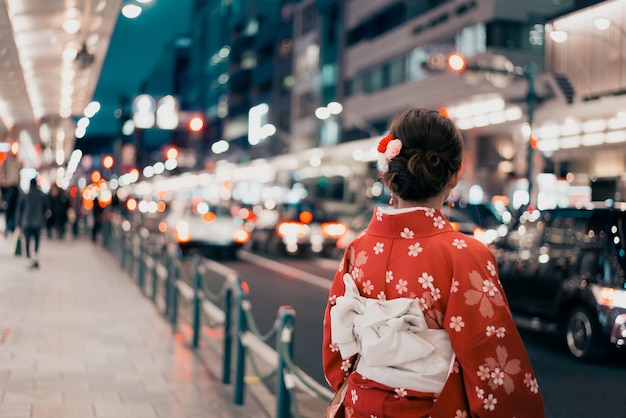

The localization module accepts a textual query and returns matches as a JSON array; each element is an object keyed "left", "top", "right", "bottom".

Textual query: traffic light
[
  {"left": 102, "top": 155, "right": 114, "bottom": 169},
  {"left": 424, "top": 52, "right": 467, "bottom": 72},
  {"left": 188, "top": 116, "right": 204, "bottom": 132},
  {"left": 447, "top": 53, "right": 467, "bottom": 72}
]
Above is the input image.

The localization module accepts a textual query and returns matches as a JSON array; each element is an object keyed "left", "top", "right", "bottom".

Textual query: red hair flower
[{"left": 377, "top": 134, "right": 402, "bottom": 172}]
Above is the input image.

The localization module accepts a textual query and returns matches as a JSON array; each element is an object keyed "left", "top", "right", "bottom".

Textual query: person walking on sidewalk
[{"left": 16, "top": 177, "right": 49, "bottom": 268}]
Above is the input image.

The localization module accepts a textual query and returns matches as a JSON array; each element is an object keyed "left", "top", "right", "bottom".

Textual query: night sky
[{"left": 80, "top": 0, "right": 193, "bottom": 147}]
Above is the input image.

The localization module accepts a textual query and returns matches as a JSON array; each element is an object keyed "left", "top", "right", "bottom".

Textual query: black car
[{"left": 493, "top": 204, "right": 626, "bottom": 359}]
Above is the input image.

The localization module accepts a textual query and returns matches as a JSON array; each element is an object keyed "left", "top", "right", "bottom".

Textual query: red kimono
[{"left": 323, "top": 206, "right": 545, "bottom": 417}]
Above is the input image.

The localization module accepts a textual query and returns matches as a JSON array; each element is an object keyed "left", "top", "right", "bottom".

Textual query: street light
[{"left": 315, "top": 101, "right": 380, "bottom": 147}]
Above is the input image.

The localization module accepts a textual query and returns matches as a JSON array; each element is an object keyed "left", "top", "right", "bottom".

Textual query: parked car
[
  {"left": 162, "top": 199, "right": 250, "bottom": 259},
  {"left": 493, "top": 204, "right": 626, "bottom": 359},
  {"left": 248, "top": 201, "right": 347, "bottom": 257},
  {"left": 453, "top": 200, "right": 511, "bottom": 245}
]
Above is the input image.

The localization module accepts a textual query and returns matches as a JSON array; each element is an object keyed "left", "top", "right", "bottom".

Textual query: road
[{"left": 202, "top": 249, "right": 626, "bottom": 418}]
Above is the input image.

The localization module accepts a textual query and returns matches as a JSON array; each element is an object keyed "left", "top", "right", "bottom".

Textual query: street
[{"left": 205, "top": 249, "right": 626, "bottom": 418}]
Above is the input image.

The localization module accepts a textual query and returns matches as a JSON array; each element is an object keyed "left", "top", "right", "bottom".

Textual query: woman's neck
[{"left": 396, "top": 193, "right": 447, "bottom": 211}]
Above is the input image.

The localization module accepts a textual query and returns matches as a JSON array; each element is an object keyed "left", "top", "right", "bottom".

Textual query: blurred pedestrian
[
  {"left": 91, "top": 197, "right": 104, "bottom": 243},
  {"left": 47, "top": 184, "right": 70, "bottom": 240},
  {"left": 16, "top": 177, "right": 49, "bottom": 268},
  {"left": 323, "top": 107, "right": 544, "bottom": 417},
  {"left": 1, "top": 152, "right": 22, "bottom": 237}
]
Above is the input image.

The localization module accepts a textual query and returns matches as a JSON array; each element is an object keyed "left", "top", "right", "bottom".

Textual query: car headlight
[
  {"left": 277, "top": 222, "right": 307, "bottom": 237},
  {"left": 175, "top": 221, "right": 190, "bottom": 243},
  {"left": 234, "top": 228, "right": 250, "bottom": 244},
  {"left": 591, "top": 284, "right": 626, "bottom": 309},
  {"left": 321, "top": 222, "right": 348, "bottom": 238}
]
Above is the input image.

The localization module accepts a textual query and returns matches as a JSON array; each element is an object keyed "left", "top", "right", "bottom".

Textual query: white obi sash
[{"left": 330, "top": 273, "right": 454, "bottom": 394}]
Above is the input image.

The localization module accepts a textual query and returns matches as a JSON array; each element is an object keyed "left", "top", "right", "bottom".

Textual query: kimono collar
[{"left": 366, "top": 206, "right": 456, "bottom": 238}]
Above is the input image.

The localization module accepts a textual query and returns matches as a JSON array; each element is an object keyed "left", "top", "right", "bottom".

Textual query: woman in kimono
[{"left": 322, "top": 107, "right": 544, "bottom": 417}]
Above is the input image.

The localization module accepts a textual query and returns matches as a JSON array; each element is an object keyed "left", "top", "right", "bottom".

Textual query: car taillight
[
  {"left": 201, "top": 212, "right": 216, "bottom": 223},
  {"left": 234, "top": 228, "right": 250, "bottom": 244},
  {"left": 175, "top": 221, "right": 190, "bottom": 243},
  {"left": 277, "top": 222, "right": 307, "bottom": 237},
  {"left": 321, "top": 222, "right": 348, "bottom": 238}
]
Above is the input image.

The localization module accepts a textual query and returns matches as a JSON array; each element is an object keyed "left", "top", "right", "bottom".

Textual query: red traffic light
[
  {"left": 188, "top": 116, "right": 204, "bottom": 132},
  {"left": 447, "top": 53, "right": 466, "bottom": 72}
]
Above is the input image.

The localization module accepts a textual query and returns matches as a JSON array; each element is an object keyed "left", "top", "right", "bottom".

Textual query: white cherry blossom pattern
[
  {"left": 450, "top": 278, "right": 459, "bottom": 293},
  {"left": 361, "top": 280, "right": 374, "bottom": 295},
  {"left": 433, "top": 216, "right": 446, "bottom": 229},
  {"left": 351, "top": 388, "right": 358, "bottom": 404},
  {"left": 408, "top": 242, "right": 423, "bottom": 257},
  {"left": 431, "top": 287, "right": 442, "bottom": 301},
  {"left": 373, "top": 242, "right": 384, "bottom": 254},
  {"left": 394, "top": 388, "right": 408, "bottom": 398},
  {"left": 417, "top": 297, "right": 429, "bottom": 311},
  {"left": 452, "top": 360, "right": 460, "bottom": 374},
  {"left": 524, "top": 373, "right": 540, "bottom": 394},
  {"left": 351, "top": 266, "right": 363, "bottom": 282},
  {"left": 375, "top": 208, "right": 383, "bottom": 221},
  {"left": 418, "top": 272, "right": 435, "bottom": 290},
  {"left": 483, "top": 393, "right": 498, "bottom": 411},
  {"left": 424, "top": 208, "right": 435, "bottom": 217},
  {"left": 491, "top": 367, "right": 505, "bottom": 386},
  {"left": 452, "top": 238, "right": 467, "bottom": 249},
  {"left": 482, "top": 279, "right": 499, "bottom": 297},
  {"left": 475, "top": 386, "right": 485, "bottom": 400},
  {"left": 329, "top": 342, "right": 339, "bottom": 352},
  {"left": 376, "top": 291, "right": 386, "bottom": 301},
  {"left": 486, "top": 325, "right": 507, "bottom": 338},
  {"left": 385, "top": 270, "right": 393, "bottom": 283},
  {"left": 455, "top": 410, "right": 468, "bottom": 418},
  {"left": 396, "top": 278, "right": 408, "bottom": 294},
  {"left": 449, "top": 316, "right": 465, "bottom": 332},
  {"left": 400, "top": 227, "right": 414, "bottom": 239},
  {"left": 477, "top": 365, "right": 491, "bottom": 381},
  {"left": 328, "top": 294, "right": 338, "bottom": 305},
  {"left": 340, "top": 358, "right": 353, "bottom": 373},
  {"left": 487, "top": 260, "right": 497, "bottom": 276}
]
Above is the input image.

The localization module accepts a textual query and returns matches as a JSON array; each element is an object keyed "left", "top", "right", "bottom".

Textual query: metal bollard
[
  {"left": 170, "top": 259, "right": 180, "bottom": 326},
  {"left": 222, "top": 277, "right": 235, "bottom": 384},
  {"left": 151, "top": 248, "right": 159, "bottom": 303},
  {"left": 276, "top": 306, "right": 296, "bottom": 418},
  {"left": 234, "top": 279, "right": 249, "bottom": 405},
  {"left": 192, "top": 256, "right": 203, "bottom": 348},
  {"left": 137, "top": 235, "right": 146, "bottom": 291},
  {"left": 120, "top": 232, "right": 127, "bottom": 269}
]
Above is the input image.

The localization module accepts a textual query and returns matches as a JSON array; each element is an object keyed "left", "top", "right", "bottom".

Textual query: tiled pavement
[{"left": 0, "top": 231, "right": 270, "bottom": 418}]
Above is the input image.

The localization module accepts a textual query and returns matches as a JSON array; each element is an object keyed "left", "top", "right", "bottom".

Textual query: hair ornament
[{"left": 377, "top": 134, "right": 402, "bottom": 173}]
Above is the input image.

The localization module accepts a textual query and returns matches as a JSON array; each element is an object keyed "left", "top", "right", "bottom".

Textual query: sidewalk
[{"left": 0, "top": 233, "right": 270, "bottom": 418}]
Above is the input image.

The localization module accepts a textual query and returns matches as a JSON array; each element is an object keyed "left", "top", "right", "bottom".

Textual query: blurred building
[{"left": 163, "top": 0, "right": 623, "bottom": 209}]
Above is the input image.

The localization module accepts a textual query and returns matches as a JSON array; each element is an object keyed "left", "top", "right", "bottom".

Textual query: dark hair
[{"left": 381, "top": 107, "right": 463, "bottom": 202}]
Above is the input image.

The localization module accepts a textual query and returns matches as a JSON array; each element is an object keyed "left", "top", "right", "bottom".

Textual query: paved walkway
[{"left": 0, "top": 231, "right": 270, "bottom": 418}]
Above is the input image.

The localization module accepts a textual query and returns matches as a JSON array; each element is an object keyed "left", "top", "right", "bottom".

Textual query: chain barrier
[{"left": 103, "top": 219, "right": 334, "bottom": 417}]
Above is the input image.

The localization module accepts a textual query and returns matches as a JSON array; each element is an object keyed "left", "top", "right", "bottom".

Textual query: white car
[{"left": 163, "top": 200, "right": 250, "bottom": 258}]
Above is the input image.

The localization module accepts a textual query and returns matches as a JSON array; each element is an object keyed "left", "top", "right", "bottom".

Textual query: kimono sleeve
[
  {"left": 322, "top": 246, "right": 356, "bottom": 391},
  {"left": 443, "top": 242, "right": 545, "bottom": 417}
]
